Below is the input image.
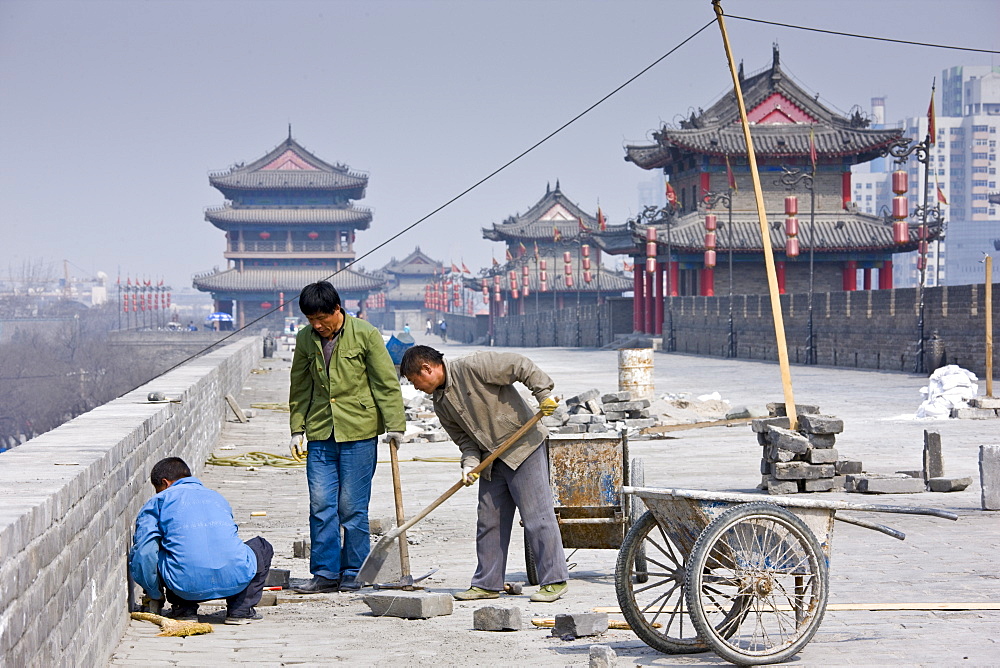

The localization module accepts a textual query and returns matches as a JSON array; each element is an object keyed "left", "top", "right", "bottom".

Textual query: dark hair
[
  {"left": 150, "top": 457, "right": 191, "bottom": 486},
  {"left": 299, "top": 281, "right": 342, "bottom": 316},
  {"left": 400, "top": 345, "right": 444, "bottom": 377}
]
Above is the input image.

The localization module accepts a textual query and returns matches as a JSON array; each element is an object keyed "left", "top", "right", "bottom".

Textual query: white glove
[
  {"left": 289, "top": 433, "right": 306, "bottom": 460},
  {"left": 461, "top": 461, "right": 480, "bottom": 486},
  {"left": 385, "top": 431, "right": 405, "bottom": 448}
]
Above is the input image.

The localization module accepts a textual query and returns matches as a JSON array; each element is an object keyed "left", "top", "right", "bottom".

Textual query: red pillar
[
  {"left": 644, "top": 269, "right": 655, "bottom": 333},
  {"left": 654, "top": 261, "right": 664, "bottom": 334},
  {"left": 633, "top": 263, "right": 643, "bottom": 331},
  {"left": 863, "top": 268, "right": 872, "bottom": 291},
  {"left": 702, "top": 267, "right": 715, "bottom": 296},
  {"left": 669, "top": 261, "right": 679, "bottom": 296},
  {"left": 843, "top": 260, "right": 858, "bottom": 291},
  {"left": 879, "top": 260, "right": 893, "bottom": 289},
  {"left": 776, "top": 261, "right": 786, "bottom": 294}
]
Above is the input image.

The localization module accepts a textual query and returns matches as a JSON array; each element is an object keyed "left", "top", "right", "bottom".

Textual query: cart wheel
[
  {"left": 684, "top": 502, "right": 829, "bottom": 665},
  {"left": 615, "top": 511, "right": 709, "bottom": 654},
  {"left": 524, "top": 537, "right": 539, "bottom": 586},
  {"left": 627, "top": 458, "right": 648, "bottom": 583}
]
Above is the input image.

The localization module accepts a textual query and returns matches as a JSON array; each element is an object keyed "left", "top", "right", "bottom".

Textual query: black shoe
[
  {"left": 165, "top": 605, "right": 198, "bottom": 621},
  {"left": 338, "top": 579, "right": 364, "bottom": 592},
  {"left": 225, "top": 608, "right": 263, "bottom": 625},
  {"left": 293, "top": 575, "right": 340, "bottom": 594}
]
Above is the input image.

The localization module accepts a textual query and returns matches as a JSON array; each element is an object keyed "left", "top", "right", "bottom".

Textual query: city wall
[
  {"left": 0, "top": 337, "right": 260, "bottom": 667},
  {"left": 490, "top": 284, "right": 999, "bottom": 378}
]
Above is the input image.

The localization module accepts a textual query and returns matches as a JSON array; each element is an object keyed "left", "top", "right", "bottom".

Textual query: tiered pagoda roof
[
  {"left": 204, "top": 205, "right": 372, "bottom": 230},
  {"left": 193, "top": 267, "right": 383, "bottom": 293},
  {"left": 625, "top": 47, "right": 903, "bottom": 169},
  {"left": 209, "top": 136, "right": 368, "bottom": 198},
  {"left": 380, "top": 247, "right": 443, "bottom": 277},
  {"left": 483, "top": 182, "right": 599, "bottom": 243}
]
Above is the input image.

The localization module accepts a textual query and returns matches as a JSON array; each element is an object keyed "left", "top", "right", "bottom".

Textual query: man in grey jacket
[{"left": 400, "top": 345, "right": 568, "bottom": 602}]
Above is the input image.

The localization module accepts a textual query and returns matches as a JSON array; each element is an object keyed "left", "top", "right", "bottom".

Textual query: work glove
[
  {"left": 539, "top": 396, "right": 559, "bottom": 416},
  {"left": 461, "top": 461, "right": 480, "bottom": 486},
  {"left": 289, "top": 433, "right": 307, "bottom": 461},
  {"left": 385, "top": 431, "right": 405, "bottom": 448}
]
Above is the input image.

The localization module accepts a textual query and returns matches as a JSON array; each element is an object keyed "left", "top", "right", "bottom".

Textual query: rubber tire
[
  {"left": 615, "top": 511, "right": 709, "bottom": 654},
  {"left": 524, "top": 535, "right": 539, "bottom": 586},
  {"left": 684, "top": 502, "right": 829, "bottom": 666},
  {"left": 628, "top": 457, "right": 648, "bottom": 583}
]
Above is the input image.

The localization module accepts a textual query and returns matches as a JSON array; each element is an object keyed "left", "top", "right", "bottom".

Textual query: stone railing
[{"left": 0, "top": 336, "right": 260, "bottom": 667}]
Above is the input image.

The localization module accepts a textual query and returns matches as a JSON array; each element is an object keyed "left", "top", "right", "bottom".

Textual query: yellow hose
[{"left": 205, "top": 451, "right": 460, "bottom": 468}]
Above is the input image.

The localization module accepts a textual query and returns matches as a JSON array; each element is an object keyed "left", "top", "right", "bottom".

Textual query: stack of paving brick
[
  {"left": 755, "top": 403, "right": 862, "bottom": 494},
  {"left": 953, "top": 395, "right": 1000, "bottom": 419},
  {"left": 542, "top": 388, "right": 659, "bottom": 434},
  {"left": 600, "top": 390, "right": 657, "bottom": 431}
]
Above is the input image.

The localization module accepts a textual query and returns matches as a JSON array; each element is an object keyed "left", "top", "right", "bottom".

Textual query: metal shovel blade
[{"left": 357, "top": 527, "right": 402, "bottom": 584}]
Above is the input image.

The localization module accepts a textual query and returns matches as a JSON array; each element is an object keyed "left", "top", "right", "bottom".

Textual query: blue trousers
[{"left": 306, "top": 436, "right": 377, "bottom": 582}]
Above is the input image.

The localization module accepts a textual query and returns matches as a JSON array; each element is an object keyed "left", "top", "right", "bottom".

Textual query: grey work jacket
[{"left": 431, "top": 352, "right": 553, "bottom": 479}]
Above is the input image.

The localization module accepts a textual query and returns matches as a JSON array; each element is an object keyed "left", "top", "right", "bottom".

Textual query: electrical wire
[
  {"left": 109, "top": 18, "right": 717, "bottom": 399},
  {"left": 726, "top": 13, "right": 1000, "bottom": 54}
]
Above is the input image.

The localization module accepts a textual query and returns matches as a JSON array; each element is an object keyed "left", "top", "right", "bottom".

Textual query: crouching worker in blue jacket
[{"left": 130, "top": 457, "right": 273, "bottom": 624}]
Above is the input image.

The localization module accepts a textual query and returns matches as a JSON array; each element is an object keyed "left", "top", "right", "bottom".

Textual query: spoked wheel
[
  {"left": 627, "top": 458, "right": 648, "bottom": 583},
  {"left": 685, "top": 503, "right": 829, "bottom": 665},
  {"left": 615, "top": 511, "right": 708, "bottom": 654}
]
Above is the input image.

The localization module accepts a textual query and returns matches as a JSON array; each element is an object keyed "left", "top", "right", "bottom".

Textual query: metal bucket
[{"left": 618, "top": 348, "right": 654, "bottom": 400}]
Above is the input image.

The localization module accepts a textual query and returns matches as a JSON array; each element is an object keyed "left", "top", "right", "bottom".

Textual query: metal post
[
  {"left": 727, "top": 191, "right": 736, "bottom": 358},
  {"left": 807, "top": 163, "right": 817, "bottom": 365},
  {"left": 986, "top": 255, "right": 994, "bottom": 398}
]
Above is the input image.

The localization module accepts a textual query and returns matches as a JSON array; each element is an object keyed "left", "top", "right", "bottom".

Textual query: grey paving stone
[
  {"left": 603, "top": 400, "right": 651, "bottom": 412},
  {"left": 623, "top": 418, "right": 655, "bottom": 429},
  {"left": 807, "top": 448, "right": 839, "bottom": 464},
  {"left": 566, "top": 389, "right": 600, "bottom": 406},
  {"left": 854, "top": 475, "right": 926, "bottom": 494},
  {"left": 567, "top": 414, "right": 595, "bottom": 425},
  {"left": 627, "top": 408, "right": 651, "bottom": 419},
  {"left": 541, "top": 416, "right": 566, "bottom": 428},
  {"left": 362, "top": 591, "right": 453, "bottom": 619},
  {"left": 765, "top": 444, "right": 797, "bottom": 463},
  {"left": 767, "top": 402, "right": 820, "bottom": 417},
  {"left": 923, "top": 430, "right": 944, "bottom": 480},
  {"left": 768, "top": 427, "right": 809, "bottom": 454},
  {"left": 772, "top": 462, "right": 835, "bottom": 480},
  {"left": 797, "top": 414, "right": 845, "bottom": 435},
  {"left": 896, "top": 470, "right": 923, "bottom": 478},
  {"left": 552, "top": 612, "right": 608, "bottom": 638},
  {"left": 980, "top": 445, "right": 1000, "bottom": 510},
  {"left": 557, "top": 424, "right": 586, "bottom": 434},
  {"left": 927, "top": 477, "right": 972, "bottom": 492},
  {"left": 951, "top": 407, "right": 997, "bottom": 419},
  {"left": 751, "top": 416, "right": 791, "bottom": 433},
  {"left": 970, "top": 396, "right": 1000, "bottom": 409},
  {"left": 584, "top": 399, "right": 604, "bottom": 415},
  {"left": 603, "top": 411, "right": 625, "bottom": 421},
  {"left": 808, "top": 433, "right": 837, "bottom": 449},
  {"left": 292, "top": 539, "right": 310, "bottom": 559},
  {"left": 589, "top": 644, "right": 617, "bottom": 668},
  {"left": 836, "top": 460, "right": 863, "bottom": 475},
  {"left": 601, "top": 391, "right": 634, "bottom": 404},
  {"left": 265, "top": 568, "right": 289, "bottom": 588},
  {"left": 803, "top": 478, "right": 836, "bottom": 492},
  {"left": 766, "top": 478, "right": 799, "bottom": 495},
  {"left": 473, "top": 605, "right": 521, "bottom": 631}
]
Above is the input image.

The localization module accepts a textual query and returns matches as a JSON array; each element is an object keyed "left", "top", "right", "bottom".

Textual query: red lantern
[
  {"left": 785, "top": 217, "right": 799, "bottom": 237},
  {"left": 582, "top": 257, "right": 591, "bottom": 270},
  {"left": 704, "top": 232, "right": 717, "bottom": 249},
  {"left": 645, "top": 257, "right": 656, "bottom": 273},
  {"left": 704, "top": 214, "right": 717, "bottom": 231},
  {"left": 784, "top": 196, "right": 798, "bottom": 216},
  {"left": 892, "top": 170, "right": 908, "bottom": 195},
  {"left": 892, "top": 196, "right": 908, "bottom": 219},
  {"left": 786, "top": 238, "right": 800, "bottom": 257},
  {"left": 893, "top": 221, "right": 908, "bottom": 244},
  {"left": 704, "top": 250, "right": 717, "bottom": 268},
  {"left": 522, "top": 265, "right": 529, "bottom": 278},
  {"left": 646, "top": 226, "right": 657, "bottom": 242},
  {"left": 307, "top": 231, "right": 319, "bottom": 240},
  {"left": 917, "top": 256, "right": 926, "bottom": 271},
  {"left": 645, "top": 241, "right": 657, "bottom": 257},
  {"left": 919, "top": 241, "right": 929, "bottom": 255},
  {"left": 584, "top": 270, "right": 592, "bottom": 284},
  {"left": 166, "top": 292, "right": 171, "bottom": 308},
  {"left": 565, "top": 274, "right": 574, "bottom": 287},
  {"left": 918, "top": 225, "right": 928, "bottom": 240},
  {"left": 512, "top": 288, "right": 520, "bottom": 300},
  {"left": 259, "top": 231, "right": 271, "bottom": 240}
]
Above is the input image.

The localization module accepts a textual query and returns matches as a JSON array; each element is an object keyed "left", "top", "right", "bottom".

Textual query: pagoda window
[{"left": 340, "top": 230, "right": 350, "bottom": 252}]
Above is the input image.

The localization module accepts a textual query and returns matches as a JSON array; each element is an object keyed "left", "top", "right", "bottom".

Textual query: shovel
[{"left": 357, "top": 410, "right": 543, "bottom": 584}]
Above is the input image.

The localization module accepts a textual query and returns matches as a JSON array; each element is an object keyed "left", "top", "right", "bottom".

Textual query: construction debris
[{"left": 916, "top": 365, "right": 978, "bottom": 418}]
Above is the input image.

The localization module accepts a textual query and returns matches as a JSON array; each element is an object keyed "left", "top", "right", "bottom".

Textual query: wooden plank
[
  {"left": 225, "top": 394, "right": 249, "bottom": 423},
  {"left": 641, "top": 417, "right": 753, "bottom": 435}
]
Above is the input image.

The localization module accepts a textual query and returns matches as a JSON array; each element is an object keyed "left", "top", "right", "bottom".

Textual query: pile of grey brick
[
  {"left": 756, "top": 403, "right": 862, "bottom": 494},
  {"left": 952, "top": 395, "right": 1000, "bottom": 419},
  {"left": 542, "top": 388, "right": 657, "bottom": 435}
]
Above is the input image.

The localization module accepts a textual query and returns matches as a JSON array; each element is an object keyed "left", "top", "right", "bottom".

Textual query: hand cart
[
  {"left": 524, "top": 431, "right": 646, "bottom": 585},
  {"left": 614, "top": 486, "right": 958, "bottom": 665}
]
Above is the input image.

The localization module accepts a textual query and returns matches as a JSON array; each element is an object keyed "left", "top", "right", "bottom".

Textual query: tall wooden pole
[
  {"left": 986, "top": 255, "right": 994, "bottom": 398},
  {"left": 713, "top": 0, "right": 798, "bottom": 429}
]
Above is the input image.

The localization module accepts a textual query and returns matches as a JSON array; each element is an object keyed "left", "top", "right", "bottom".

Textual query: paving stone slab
[
  {"left": 567, "top": 414, "right": 595, "bottom": 425},
  {"left": 767, "top": 402, "right": 820, "bottom": 417},
  {"left": 923, "top": 430, "right": 944, "bottom": 480},
  {"left": 557, "top": 424, "right": 587, "bottom": 434},
  {"left": 802, "top": 478, "right": 836, "bottom": 492},
  {"left": 566, "top": 389, "right": 600, "bottom": 406},
  {"left": 951, "top": 407, "right": 998, "bottom": 419},
  {"left": 362, "top": 591, "right": 453, "bottom": 619},
  {"left": 808, "top": 433, "right": 837, "bottom": 449},
  {"left": 768, "top": 427, "right": 809, "bottom": 454},
  {"left": 980, "top": 445, "right": 1000, "bottom": 510},
  {"left": 797, "top": 414, "right": 844, "bottom": 435},
  {"left": 766, "top": 478, "right": 799, "bottom": 495},
  {"left": 836, "top": 460, "right": 863, "bottom": 475},
  {"left": 473, "top": 605, "right": 521, "bottom": 631},
  {"left": 772, "top": 462, "right": 835, "bottom": 480},
  {"left": 807, "top": 448, "right": 839, "bottom": 464},
  {"left": 853, "top": 475, "right": 926, "bottom": 494},
  {"left": 927, "top": 476, "right": 972, "bottom": 493},
  {"left": 970, "top": 396, "right": 1000, "bottom": 409},
  {"left": 765, "top": 444, "right": 797, "bottom": 463},
  {"left": 603, "top": 400, "right": 651, "bottom": 412},
  {"left": 584, "top": 399, "right": 604, "bottom": 415},
  {"left": 601, "top": 391, "right": 634, "bottom": 404},
  {"left": 552, "top": 612, "right": 608, "bottom": 638}
]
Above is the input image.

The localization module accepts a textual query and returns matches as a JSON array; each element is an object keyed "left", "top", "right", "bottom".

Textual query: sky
[{"left": 1, "top": 0, "right": 997, "bottom": 293}]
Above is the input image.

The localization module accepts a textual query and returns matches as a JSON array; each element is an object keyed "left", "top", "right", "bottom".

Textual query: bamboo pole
[
  {"left": 986, "top": 255, "right": 993, "bottom": 397},
  {"left": 712, "top": 0, "right": 798, "bottom": 429}
]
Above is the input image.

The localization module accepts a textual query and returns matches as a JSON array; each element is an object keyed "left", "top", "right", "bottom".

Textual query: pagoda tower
[
  {"left": 193, "top": 132, "right": 384, "bottom": 328},
  {"left": 481, "top": 182, "right": 631, "bottom": 316},
  {"left": 597, "top": 46, "right": 940, "bottom": 335}
]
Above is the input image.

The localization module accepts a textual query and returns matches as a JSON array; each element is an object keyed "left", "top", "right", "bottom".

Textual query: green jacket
[{"left": 289, "top": 315, "right": 405, "bottom": 442}]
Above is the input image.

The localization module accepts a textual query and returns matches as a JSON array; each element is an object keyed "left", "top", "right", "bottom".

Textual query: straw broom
[{"left": 129, "top": 612, "right": 214, "bottom": 637}]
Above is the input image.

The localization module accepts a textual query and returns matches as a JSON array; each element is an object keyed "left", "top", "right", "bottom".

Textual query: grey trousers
[{"left": 471, "top": 443, "right": 569, "bottom": 591}]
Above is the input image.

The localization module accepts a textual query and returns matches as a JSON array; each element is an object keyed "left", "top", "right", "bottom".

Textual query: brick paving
[{"left": 111, "top": 335, "right": 999, "bottom": 666}]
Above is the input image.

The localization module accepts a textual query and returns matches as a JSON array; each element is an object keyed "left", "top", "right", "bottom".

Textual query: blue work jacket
[{"left": 130, "top": 477, "right": 255, "bottom": 601}]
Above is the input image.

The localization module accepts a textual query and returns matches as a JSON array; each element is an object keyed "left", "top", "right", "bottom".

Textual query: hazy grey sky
[{"left": 1, "top": 0, "right": 997, "bottom": 291}]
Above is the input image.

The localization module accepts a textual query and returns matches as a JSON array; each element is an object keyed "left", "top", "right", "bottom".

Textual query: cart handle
[{"left": 835, "top": 514, "right": 906, "bottom": 541}]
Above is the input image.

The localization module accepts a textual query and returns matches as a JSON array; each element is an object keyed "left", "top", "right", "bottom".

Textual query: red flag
[
  {"left": 937, "top": 185, "right": 948, "bottom": 205},
  {"left": 505, "top": 248, "right": 513, "bottom": 262},
  {"left": 553, "top": 225, "right": 562, "bottom": 242},
  {"left": 927, "top": 87, "right": 936, "bottom": 145},
  {"left": 451, "top": 262, "right": 460, "bottom": 273},
  {"left": 533, "top": 241, "right": 539, "bottom": 259},
  {"left": 597, "top": 206, "right": 606, "bottom": 231},
  {"left": 462, "top": 261, "right": 470, "bottom": 274},
  {"left": 492, "top": 256, "right": 499, "bottom": 267},
  {"left": 578, "top": 216, "right": 590, "bottom": 233},
  {"left": 809, "top": 127, "right": 817, "bottom": 170},
  {"left": 725, "top": 155, "right": 737, "bottom": 192},
  {"left": 623, "top": 260, "right": 634, "bottom": 272},
  {"left": 665, "top": 181, "right": 678, "bottom": 208},
  {"left": 518, "top": 241, "right": 527, "bottom": 257}
]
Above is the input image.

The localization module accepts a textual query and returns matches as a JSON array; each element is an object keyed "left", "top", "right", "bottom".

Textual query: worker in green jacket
[{"left": 289, "top": 281, "right": 405, "bottom": 593}]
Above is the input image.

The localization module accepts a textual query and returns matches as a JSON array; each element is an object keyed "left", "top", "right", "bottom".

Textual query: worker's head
[
  {"left": 150, "top": 457, "right": 191, "bottom": 493},
  {"left": 299, "top": 281, "right": 343, "bottom": 338},
  {"left": 400, "top": 345, "right": 446, "bottom": 394}
]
